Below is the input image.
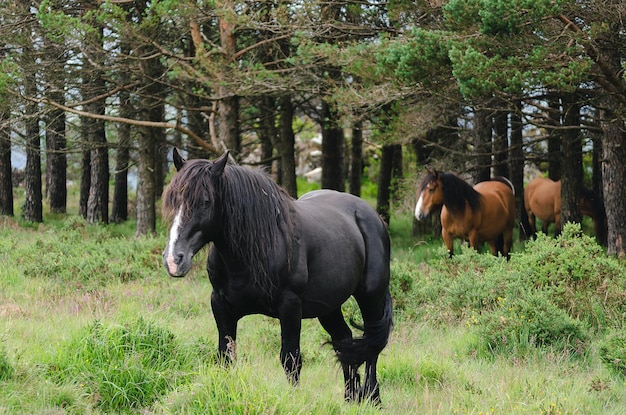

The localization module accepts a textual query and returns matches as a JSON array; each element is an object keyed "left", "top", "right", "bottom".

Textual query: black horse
[{"left": 162, "top": 149, "right": 393, "bottom": 403}]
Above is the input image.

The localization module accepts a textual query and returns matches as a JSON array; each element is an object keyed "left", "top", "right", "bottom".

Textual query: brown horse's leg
[
  {"left": 502, "top": 228, "right": 513, "bottom": 260},
  {"left": 443, "top": 231, "right": 455, "bottom": 257},
  {"left": 529, "top": 212, "right": 537, "bottom": 238},
  {"left": 554, "top": 214, "right": 561, "bottom": 237}
]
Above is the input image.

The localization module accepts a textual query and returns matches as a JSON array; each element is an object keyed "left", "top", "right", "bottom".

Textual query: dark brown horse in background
[
  {"left": 521, "top": 177, "right": 607, "bottom": 245},
  {"left": 415, "top": 169, "right": 516, "bottom": 259}
]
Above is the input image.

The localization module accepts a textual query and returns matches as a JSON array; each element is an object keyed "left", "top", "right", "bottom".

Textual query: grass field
[{"left": 1, "top": 204, "right": 626, "bottom": 414}]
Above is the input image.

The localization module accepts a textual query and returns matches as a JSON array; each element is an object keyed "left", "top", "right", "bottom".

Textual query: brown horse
[
  {"left": 415, "top": 169, "right": 516, "bottom": 259},
  {"left": 521, "top": 177, "right": 607, "bottom": 245}
]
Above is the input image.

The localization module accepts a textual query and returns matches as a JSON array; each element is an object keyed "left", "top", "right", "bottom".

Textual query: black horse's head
[{"left": 161, "top": 149, "right": 229, "bottom": 277}]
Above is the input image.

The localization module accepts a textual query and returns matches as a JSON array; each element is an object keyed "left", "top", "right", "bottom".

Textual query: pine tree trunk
[
  {"left": 110, "top": 118, "right": 130, "bottom": 223},
  {"left": 44, "top": 32, "right": 67, "bottom": 215},
  {"left": 85, "top": 120, "right": 109, "bottom": 224},
  {"left": 560, "top": 93, "right": 582, "bottom": 228},
  {"left": 0, "top": 110, "right": 13, "bottom": 216},
  {"left": 376, "top": 145, "right": 394, "bottom": 225},
  {"left": 601, "top": 100, "right": 626, "bottom": 258},
  {"left": 110, "top": 39, "right": 132, "bottom": 223},
  {"left": 509, "top": 101, "right": 525, "bottom": 236},
  {"left": 349, "top": 120, "right": 363, "bottom": 197},
  {"left": 473, "top": 107, "right": 492, "bottom": 183},
  {"left": 136, "top": 125, "right": 156, "bottom": 237},
  {"left": 46, "top": 98, "right": 67, "bottom": 214},
  {"left": 84, "top": 96, "right": 109, "bottom": 224},
  {"left": 23, "top": 71, "right": 42, "bottom": 223},
  {"left": 257, "top": 96, "right": 276, "bottom": 173},
  {"left": 217, "top": 0, "right": 240, "bottom": 157},
  {"left": 493, "top": 108, "right": 509, "bottom": 178},
  {"left": 547, "top": 97, "right": 562, "bottom": 181},
  {"left": 278, "top": 96, "right": 297, "bottom": 198},
  {"left": 320, "top": 101, "right": 345, "bottom": 191},
  {"left": 79, "top": 149, "right": 90, "bottom": 218}
]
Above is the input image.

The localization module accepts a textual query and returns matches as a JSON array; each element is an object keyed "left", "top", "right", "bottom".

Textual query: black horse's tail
[{"left": 332, "top": 292, "right": 393, "bottom": 367}]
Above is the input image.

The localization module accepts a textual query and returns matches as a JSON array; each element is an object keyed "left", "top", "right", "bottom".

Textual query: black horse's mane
[
  {"left": 420, "top": 171, "right": 481, "bottom": 215},
  {"left": 163, "top": 159, "right": 295, "bottom": 293}
]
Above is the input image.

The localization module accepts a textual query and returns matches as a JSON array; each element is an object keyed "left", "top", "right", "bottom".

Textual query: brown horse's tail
[{"left": 519, "top": 198, "right": 534, "bottom": 241}]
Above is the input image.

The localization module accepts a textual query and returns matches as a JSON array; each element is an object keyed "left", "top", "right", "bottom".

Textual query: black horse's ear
[
  {"left": 211, "top": 151, "right": 229, "bottom": 176},
  {"left": 173, "top": 148, "right": 186, "bottom": 171}
]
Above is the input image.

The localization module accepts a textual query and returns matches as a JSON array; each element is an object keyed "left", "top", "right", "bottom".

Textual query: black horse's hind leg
[
  {"left": 211, "top": 291, "right": 239, "bottom": 364},
  {"left": 362, "top": 355, "right": 380, "bottom": 402},
  {"left": 319, "top": 309, "right": 361, "bottom": 402},
  {"left": 354, "top": 291, "right": 393, "bottom": 404},
  {"left": 278, "top": 290, "right": 303, "bottom": 385}
]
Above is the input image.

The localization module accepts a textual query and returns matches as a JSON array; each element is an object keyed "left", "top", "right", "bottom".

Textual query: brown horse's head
[{"left": 415, "top": 169, "right": 443, "bottom": 221}]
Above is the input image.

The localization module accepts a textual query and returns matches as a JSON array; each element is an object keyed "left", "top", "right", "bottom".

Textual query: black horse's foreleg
[
  {"left": 278, "top": 290, "right": 303, "bottom": 385},
  {"left": 319, "top": 309, "right": 361, "bottom": 402},
  {"left": 211, "top": 291, "right": 239, "bottom": 364}
]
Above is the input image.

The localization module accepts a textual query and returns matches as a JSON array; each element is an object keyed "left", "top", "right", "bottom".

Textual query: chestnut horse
[
  {"left": 415, "top": 169, "right": 516, "bottom": 259},
  {"left": 521, "top": 177, "right": 607, "bottom": 245}
]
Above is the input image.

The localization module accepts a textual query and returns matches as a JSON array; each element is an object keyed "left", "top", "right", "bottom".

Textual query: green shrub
[
  {"left": 473, "top": 291, "right": 587, "bottom": 356},
  {"left": 390, "top": 260, "right": 417, "bottom": 315},
  {"left": 395, "top": 222, "right": 624, "bottom": 358},
  {"left": 512, "top": 223, "right": 626, "bottom": 330},
  {"left": 599, "top": 330, "right": 626, "bottom": 376},
  {"left": 48, "top": 318, "right": 194, "bottom": 413}
]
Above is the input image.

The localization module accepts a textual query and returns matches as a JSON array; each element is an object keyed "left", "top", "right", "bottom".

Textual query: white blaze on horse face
[
  {"left": 165, "top": 206, "right": 183, "bottom": 274},
  {"left": 415, "top": 192, "right": 425, "bottom": 220}
]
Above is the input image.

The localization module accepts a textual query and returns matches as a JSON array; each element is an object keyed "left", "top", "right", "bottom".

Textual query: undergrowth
[
  {"left": 391, "top": 223, "right": 626, "bottom": 360},
  {"left": 3, "top": 216, "right": 626, "bottom": 413},
  {"left": 16, "top": 217, "right": 164, "bottom": 290}
]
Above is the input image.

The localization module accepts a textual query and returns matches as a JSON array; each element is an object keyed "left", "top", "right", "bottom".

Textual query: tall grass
[{"left": 2, "top": 213, "right": 626, "bottom": 414}]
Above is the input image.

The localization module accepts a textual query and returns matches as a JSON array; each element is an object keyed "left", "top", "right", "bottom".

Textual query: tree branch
[
  {"left": 556, "top": 14, "right": 626, "bottom": 106},
  {"left": 12, "top": 89, "right": 218, "bottom": 155}
]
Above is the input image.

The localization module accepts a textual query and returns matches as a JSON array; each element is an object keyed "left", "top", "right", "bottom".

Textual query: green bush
[
  {"left": 397, "top": 223, "right": 625, "bottom": 358},
  {"left": 512, "top": 223, "right": 626, "bottom": 330},
  {"left": 389, "top": 260, "right": 417, "bottom": 315},
  {"left": 599, "top": 330, "right": 626, "bottom": 377},
  {"left": 474, "top": 291, "right": 587, "bottom": 356},
  {"left": 48, "top": 318, "right": 194, "bottom": 413}
]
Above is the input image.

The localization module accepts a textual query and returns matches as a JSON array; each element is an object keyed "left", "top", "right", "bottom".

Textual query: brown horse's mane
[
  {"left": 162, "top": 159, "right": 296, "bottom": 294},
  {"left": 421, "top": 171, "right": 482, "bottom": 215}
]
